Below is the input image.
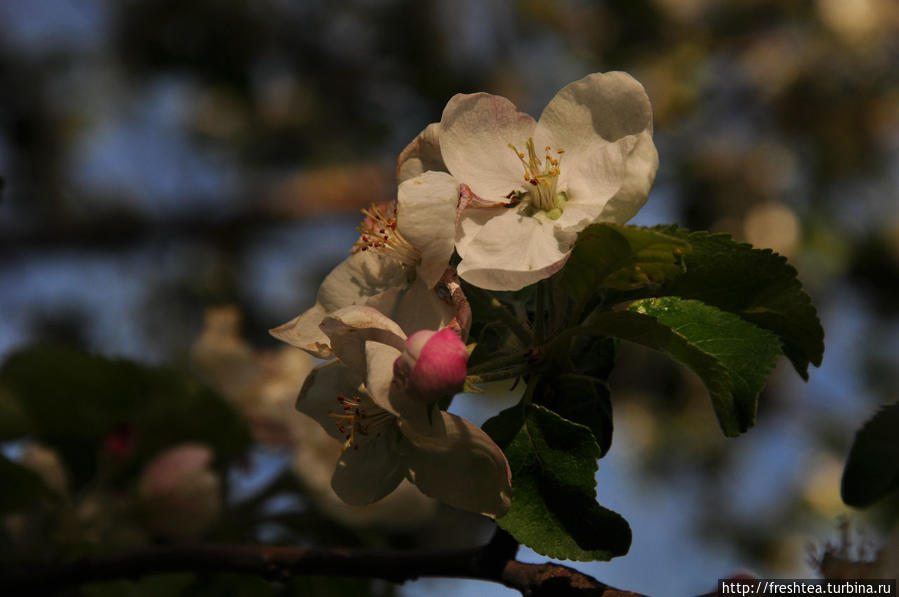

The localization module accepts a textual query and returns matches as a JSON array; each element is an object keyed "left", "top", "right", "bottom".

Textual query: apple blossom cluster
[{"left": 271, "top": 72, "right": 658, "bottom": 518}]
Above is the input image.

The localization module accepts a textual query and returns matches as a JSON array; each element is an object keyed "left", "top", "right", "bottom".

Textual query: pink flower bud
[
  {"left": 137, "top": 444, "right": 221, "bottom": 540},
  {"left": 395, "top": 328, "right": 468, "bottom": 402}
]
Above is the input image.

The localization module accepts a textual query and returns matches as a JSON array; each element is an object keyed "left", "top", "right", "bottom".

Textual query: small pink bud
[
  {"left": 396, "top": 328, "right": 468, "bottom": 402},
  {"left": 138, "top": 444, "right": 221, "bottom": 540}
]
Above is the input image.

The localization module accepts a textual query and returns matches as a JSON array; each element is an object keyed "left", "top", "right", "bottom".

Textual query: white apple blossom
[
  {"left": 408, "top": 71, "right": 659, "bottom": 291},
  {"left": 270, "top": 170, "right": 461, "bottom": 358},
  {"left": 297, "top": 305, "right": 511, "bottom": 518}
]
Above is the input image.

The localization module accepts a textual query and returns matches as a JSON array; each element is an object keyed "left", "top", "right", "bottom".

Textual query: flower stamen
[
  {"left": 507, "top": 137, "right": 564, "bottom": 212},
  {"left": 328, "top": 394, "right": 393, "bottom": 451},
  {"left": 351, "top": 201, "right": 422, "bottom": 268}
]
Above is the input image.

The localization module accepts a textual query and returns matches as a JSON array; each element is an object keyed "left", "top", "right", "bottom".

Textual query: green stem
[
  {"left": 535, "top": 280, "right": 546, "bottom": 344},
  {"left": 468, "top": 352, "right": 530, "bottom": 376},
  {"left": 467, "top": 363, "right": 529, "bottom": 385}
]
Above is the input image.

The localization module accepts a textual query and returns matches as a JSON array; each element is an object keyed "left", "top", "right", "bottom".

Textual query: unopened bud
[
  {"left": 395, "top": 328, "right": 468, "bottom": 402},
  {"left": 137, "top": 444, "right": 221, "bottom": 540}
]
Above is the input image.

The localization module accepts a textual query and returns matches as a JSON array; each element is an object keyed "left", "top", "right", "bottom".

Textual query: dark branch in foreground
[{"left": 3, "top": 530, "right": 647, "bottom": 596}]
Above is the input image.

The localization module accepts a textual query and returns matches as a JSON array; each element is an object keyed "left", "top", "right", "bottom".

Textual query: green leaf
[
  {"left": 0, "top": 453, "right": 56, "bottom": 513},
  {"left": 569, "top": 334, "right": 619, "bottom": 380},
  {"left": 657, "top": 227, "right": 824, "bottom": 380},
  {"left": 497, "top": 404, "right": 631, "bottom": 561},
  {"left": 560, "top": 223, "right": 690, "bottom": 303},
  {"left": 583, "top": 298, "right": 781, "bottom": 436},
  {"left": 482, "top": 400, "right": 526, "bottom": 450},
  {"left": 534, "top": 374, "right": 613, "bottom": 456},
  {"left": 841, "top": 401, "right": 899, "bottom": 508}
]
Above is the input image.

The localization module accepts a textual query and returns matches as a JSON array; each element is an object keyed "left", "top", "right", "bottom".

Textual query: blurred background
[{"left": 1, "top": 0, "right": 898, "bottom": 595}]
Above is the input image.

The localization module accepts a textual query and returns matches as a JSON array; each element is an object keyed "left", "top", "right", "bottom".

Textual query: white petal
[
  {"left": 596, "top": 129, "right": 659, "bottom": 224},
  {"left": 535, "top": 71, "right": 654, "bottom": 155},
  {"left": 440, "top": 92, "right": 535, "bottom": 202},
  {"left": 321, "top": 306, "right": 407, "bottom": 376},
  {"left": 331, "top": 428, "right": 406, "bottom": 506},
  {"left": 317, "top": 251, "right": 408, "bottom": 313},
  {"left": 455, "top": 208, "right": 574, "bottom": 291},
  {"left": 397, "top": 123, "right": 445, "bottom": 183},
  {"left": 398, "top": 411, "right": 511, "bottom": 518},
  {"left": 555, "top": 140, "right": 626, "bottom": 228},
  {"left": 363, "top": 340, "right": 403, "bottom": 416},
  {"left": 368, "top": 277, "right": 455, "bottom": 336},
  {"left": 397, "top": 171, "right": 459, "bottom": 289},
  {"left": 535, "top": 72, "right": 657, "bottom": 226},
  {"left": 269, "top": 303, "right": 333, "bottom": 358},
  {"left": 296, "top": 360, "right": 366, "bottom": 443}
]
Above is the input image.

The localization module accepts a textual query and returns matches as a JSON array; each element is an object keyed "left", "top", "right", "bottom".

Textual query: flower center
[
  {"left": 329, "top": 394, "right": 393, "bottom": 451},
  {"left": 508, "top": 137, "right": 566, "bottom": 217},
  {"left": 351, "top": 201, "right": 422, "bottom": 268}
]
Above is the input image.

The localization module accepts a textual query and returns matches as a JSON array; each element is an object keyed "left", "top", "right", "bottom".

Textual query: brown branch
[{"left": 2, "top": 530, "right": 647, "bottom": 596}]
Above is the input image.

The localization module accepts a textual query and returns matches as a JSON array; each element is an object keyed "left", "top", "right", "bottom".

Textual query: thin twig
[{"left": 2, "top": 529, "right": 647, "bottom": 597}]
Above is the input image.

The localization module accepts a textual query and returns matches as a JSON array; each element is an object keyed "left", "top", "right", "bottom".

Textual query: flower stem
[{"left": 535, "top": 280, "right": 546, "bottom": 344}]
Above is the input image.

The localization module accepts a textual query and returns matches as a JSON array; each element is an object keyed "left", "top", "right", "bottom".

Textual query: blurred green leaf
[
  {"left": 497, "top": 405, "right": 630, "bottom": 561},
  {"left": 841, "top": 401, "right": 899, "bottom": 508},
  {"left": 0, "top": 387, "right": 32, "bottom": 441},
  {"left": 583, "top": 298, "right": 781, "bottom": 436},
  {"left": 0, "top": 346, "right": 251, "bottom": 490},
  {"left": 0, "top": 453, "right": 55, "bottom": 513},
  {"left": 0, "top": 347, "right": 147, "bottom": 487},
  {"left": 129, "top": 366, "right": 252, "bottom": 472},
  {"left": 560, "top": 223, "right": 690, "bottom": 303},
  {"left": 657, "top": 227, "right": 824, "bottom": 380}
]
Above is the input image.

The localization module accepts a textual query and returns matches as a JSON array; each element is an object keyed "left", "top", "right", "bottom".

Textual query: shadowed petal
[
  {"left": 269, "top": 303, "right": 332, "bottom": 358},
  {"left": 397, "top": 122, "right": 445, "bottom": 183},
  {"left": 456, "top": 207, "right": 574, "bottom": 291},
  {"left": 399, "top": 411, "right": 512, "bottom": 518},
  {"left": 296, "top": 360, "right": 366, "bottom": 443},
  {"left": 321, "top": 306, "right": 407, "bottom": 376},
  {"left": 331, "top": 429, "right": 405, "bottom": 505},
  {"left": 397, "top": 171, "right": 459, "bottom": 289}
]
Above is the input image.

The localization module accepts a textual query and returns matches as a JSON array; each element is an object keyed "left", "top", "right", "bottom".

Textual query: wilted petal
[
  {"left": 440, "top": 92, "right": 536, "bottom": 202},
  {"left": 320, "top": 306, "right": 407, "bottom": 376},
  {"left": 318, "top": 251, "right": 408, "bottom": 313},
  {"left": 399, "top": 411, "right": 511, "bottom": 518},
  {"left": 397, "top": 171, "right": 459, "bottom": 289},
  {"left": 397, "top": 122, "right": 445, "bottom": 183},
  {"left": 331, "top": 429, "right": 406, "bottom": 506},
  {"left": 269, "top": 304, "right": 333, "bottom": 358},
  {"left": 456, "top": 207, "right": 574, "bottom": 291},
  {"left": 270, "top": 251, "right": 407, "bottom": 357}
]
